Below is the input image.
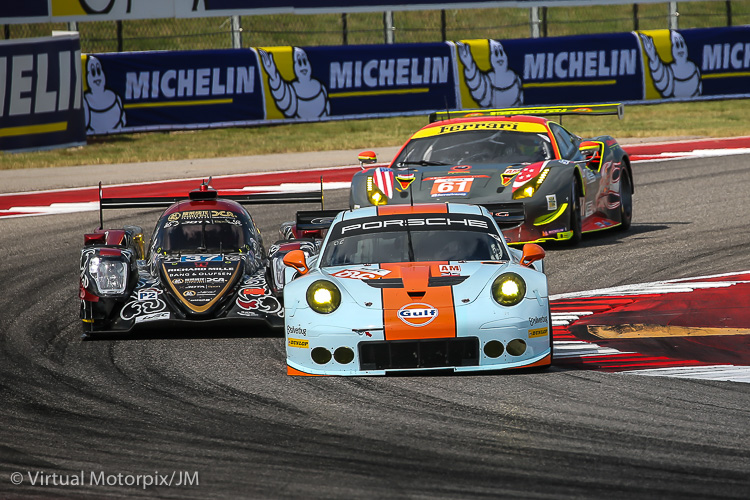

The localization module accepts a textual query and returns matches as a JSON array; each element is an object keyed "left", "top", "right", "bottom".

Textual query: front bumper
[{"left": 285, "top": 317, "right": 552, "bottom": 376}]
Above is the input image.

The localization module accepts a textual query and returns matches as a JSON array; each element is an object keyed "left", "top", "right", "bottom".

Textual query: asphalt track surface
[{"left": 2, "top": 152, "right": 750, "bottom": 499}]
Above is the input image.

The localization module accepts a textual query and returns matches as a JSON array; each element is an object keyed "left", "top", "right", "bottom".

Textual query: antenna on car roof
[
  {"left": 444, "top": 96, "right": 451, "bottom": 122},
  {"left": 98, "top": 182, "right": 104, "bottom": 230}
]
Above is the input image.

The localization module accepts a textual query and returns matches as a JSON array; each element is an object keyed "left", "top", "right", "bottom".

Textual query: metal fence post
[
  {"left": 383, "top": 11, "right": 394, "bottom": 44},
  {"left": 726, "top": 0, "right": 733, "bottom": 26},
  {"left": 342, "top": 13, "right": 348, "bottom": 45},
  {"left": 668, "top": 2, "right": 679, "bottom": 30},
  {"left": 530, "top": 7, "right": 541, "bottom": 38},
  {"left": 3, "top": 25, "right": 9, "bottom": 39},
  {"left": 67, "top": 22, "right": 78, "bottom": 32},
  {"left": 231, "top": 15, "right": 242, "bottom": 48},
  {"left": 117, "top": 20, "right": 123, "bottom": 52},
  {"left": 441, "top": 9, "right": 446, "bottom": 42},
  {"left": 633, "top": 3, "right": 639, "bottom": 30}
]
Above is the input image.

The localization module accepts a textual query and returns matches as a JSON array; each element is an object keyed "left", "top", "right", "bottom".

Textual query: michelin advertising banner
[
  {"left": 84, "top": 43, "right": 457, "bottom": 134},
  {"left": 77, "top": 26, "right": 750, "bottom": 135},
  {"left": 0, "top": 34, "right": 85, "bottom": 152},
  {"left": 82, "top": 49, "right": 264, "bottom": 133}
]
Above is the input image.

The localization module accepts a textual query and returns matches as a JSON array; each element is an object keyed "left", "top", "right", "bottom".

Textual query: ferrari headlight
[
  {"left": 513, "top": 168, "right": 550, "bottom": 200},
  {"left": 89, "top": 257, "right": 128, "bottom": 295},
  {"left": 366, "top": 176, "right": 388, "bottom": 206},
  {"left": 491, "top": 273, "right": 526, "bottom": 306},
  {"left": 306, "top": 280, "right": 341, "bottom": 314}
]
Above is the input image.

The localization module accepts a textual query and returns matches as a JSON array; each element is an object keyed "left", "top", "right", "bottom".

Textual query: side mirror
[
  {"left": 579, "top": 141, "right": 602, "bottom": 170},
  {"left": 520, "top": 243, "right": 545, "bottom": 268},
  {"left": 358, "top": 150, "right": 377, "bottom": 169},
  {"left": 283, "top": 249, "right": 309, "bottom": 275}
]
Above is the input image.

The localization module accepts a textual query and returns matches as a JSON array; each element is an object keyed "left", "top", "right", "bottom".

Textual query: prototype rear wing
[
  {"left": 97, "top": 180, "right": 324, "bottom": 229},
  {"left": 429, "top": 103, "right": 624, "bottom": 123}
]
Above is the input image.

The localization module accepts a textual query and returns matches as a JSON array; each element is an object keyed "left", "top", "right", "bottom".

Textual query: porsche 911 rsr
[
  {"left": 350, "top": 104, "right": 633, "bottom": 245},
  {"left": 78, "top": 180, "right": 321, "bottom": 338},
  {"left": 281, "top": 203, "right": 551, "bottom": 376}
]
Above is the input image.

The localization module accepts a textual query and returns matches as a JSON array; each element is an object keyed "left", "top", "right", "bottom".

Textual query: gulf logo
[{"left": 397, "top": 303, "right": 439, "bottom": 327}]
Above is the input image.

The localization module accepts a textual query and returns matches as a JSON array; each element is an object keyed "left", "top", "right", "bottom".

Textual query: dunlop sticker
[
  {"left": 288, "top": 338, "right": 310, "bottom": 348},
  {"left": 528, "top": 327, "right": 549, "bottom": 338}
]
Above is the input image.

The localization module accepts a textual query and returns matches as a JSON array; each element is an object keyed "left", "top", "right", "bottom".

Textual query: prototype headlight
[
  {"left": 491, "top": 273, "right": 526, "bottom": 306},
  {"left": 366, "top": 176, "right": 388, "bottom": 206},
  {"left": 306, "top": 280, "right": 342, "bottom": 314},
  {"left": 88, "top": 257, "right": 128, "bottom": 295},
  {"left": 512, "top": 168, "right": 550, "bottom": 199}
]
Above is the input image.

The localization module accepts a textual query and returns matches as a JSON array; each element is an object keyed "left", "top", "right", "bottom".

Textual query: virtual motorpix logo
[{"left": 10, "top": 470, "right": 199, "bottom": 489}]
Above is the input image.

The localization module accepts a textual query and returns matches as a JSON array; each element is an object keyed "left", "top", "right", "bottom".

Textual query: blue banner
[
  {"left": 455, "top": 33, "right": 645, "bottom": 108},
  {"left": 0, "top": 35, "right": 85, "bottom": 152},
  {"left": 637, "top": 26, "right": 750, "bottom": 102},
  {"left": 81, "top": 49, "right": 264, "bottom": 134},
  {"left": 257, "top": 43, "right": 457, "bottom": 121}
]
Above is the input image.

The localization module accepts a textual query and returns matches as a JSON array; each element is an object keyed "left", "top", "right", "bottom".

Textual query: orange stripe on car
[
  {"left": 287, "top": 365, "right": 328, "bottom": 376},
  {"left": 381, "top": 262, "right": 456, "bottom": 340},
  {"left": 377, "top": 204, "right": 448, "bottom": 216}
]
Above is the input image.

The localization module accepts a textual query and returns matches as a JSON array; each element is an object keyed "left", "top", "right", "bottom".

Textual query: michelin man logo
[
  {"left": 639, "top": 31, "right": 702, "bottom": 98},
  {"left": 456, "top": 39, "right": 523, "bottom": 108},
  {"left": 258, "top": 47, "right": 330, "bottom": 119},
  {"left": 83, "top": 56, "right": 126, "bottom": 134}
]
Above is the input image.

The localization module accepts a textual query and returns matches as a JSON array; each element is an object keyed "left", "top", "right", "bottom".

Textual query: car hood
[
  {"left": 321, "top": 261, "right": 512, "bottom": 307},
  {"left": 388, "top": 162, "right": 549, "bottom": 204},
  {"left": 158, "top": 255, "right": 244, "bottom": 316}
]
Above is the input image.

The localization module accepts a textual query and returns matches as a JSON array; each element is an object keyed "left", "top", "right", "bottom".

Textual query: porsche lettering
[{"left": 340, "top": 218, "right": 488, "bottom": 234}]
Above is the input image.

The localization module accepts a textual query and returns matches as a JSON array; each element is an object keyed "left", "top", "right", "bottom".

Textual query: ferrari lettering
[
  {"left": 329, "top": 57, "right": 449, "bottom": 90},
  {"left": 438, "top": 122, "right": 518, "bottom": 134},
  {"left": 125, "top": 66, "right": 255, "bottom": 100},
  {"left": 523, "top": 49, "right": 637, "bottom": 80}
]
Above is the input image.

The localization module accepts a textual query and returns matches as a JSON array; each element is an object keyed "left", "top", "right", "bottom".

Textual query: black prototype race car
[
  {"left": 78, "top": 180, "right": 321, "bottom": 338},
  {"left": 350, "top": 104, "right": 633, "bottom": 245}
]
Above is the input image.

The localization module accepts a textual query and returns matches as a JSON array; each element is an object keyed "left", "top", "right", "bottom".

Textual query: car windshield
[
  {"left": 320, "top": 216, "right": 508, "bottom": 266},
  {"left": 154, "top": 209, "right": 250, "bottom": 254},
  {"left": 395, "top": 130, "right": 553, "bottom": 166}
]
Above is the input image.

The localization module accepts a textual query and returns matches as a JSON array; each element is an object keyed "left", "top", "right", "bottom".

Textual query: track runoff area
[{"left": 3, "top": 136, "right": 750, "bottom": 382}]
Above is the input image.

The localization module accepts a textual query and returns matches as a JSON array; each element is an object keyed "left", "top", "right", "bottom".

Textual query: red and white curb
[{"left": 551, "top": 270, "right": 750, "bottom": 383}]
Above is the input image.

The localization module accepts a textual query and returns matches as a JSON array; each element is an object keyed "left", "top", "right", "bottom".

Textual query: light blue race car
[{"left": 281, "top": 203, "right": 552, "bottom": 376}]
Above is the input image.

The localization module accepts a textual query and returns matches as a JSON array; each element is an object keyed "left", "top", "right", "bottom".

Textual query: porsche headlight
[
  {"left": 366, "top": 176, "right": 388, "bottom": 206},
  {"left": 491, "top": 273, "right": 526, "bottom": 306},
  {"left": 306, "top": 280, "right": 341, "bottom": 314},
  {"left": 89, "top": 257, "right": 128, "bottom": 295},
  {"left": 512, "top": 168, "right": 550, "bottom": 200}
]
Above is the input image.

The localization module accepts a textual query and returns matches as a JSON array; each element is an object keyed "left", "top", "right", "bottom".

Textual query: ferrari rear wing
[{"left": 429, "top": 103, "right": 624, "bottom": 123}]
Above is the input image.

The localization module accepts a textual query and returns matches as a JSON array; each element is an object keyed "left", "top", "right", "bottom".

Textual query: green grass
[{"left": 2, "top": 99, "right": 750, "bottom": 170}]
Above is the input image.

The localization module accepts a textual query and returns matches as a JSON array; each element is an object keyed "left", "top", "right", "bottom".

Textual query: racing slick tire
[
  {"left": 564, "top": 180, "right": 582, "bottom": 246},
  {"left": 617, "top": 168, "right": 633, "bottom": 231}
]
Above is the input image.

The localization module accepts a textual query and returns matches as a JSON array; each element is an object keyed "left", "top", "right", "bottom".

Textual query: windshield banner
[{"left": 0, "top": 34, "right": 86, "bottom": 152}]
